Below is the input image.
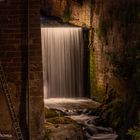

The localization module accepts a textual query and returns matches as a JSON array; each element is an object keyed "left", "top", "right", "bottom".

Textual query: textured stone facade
[
  {"left": 91, "top": 0, "right": 140, "bottom": 99},
  {"left": 41, "top": 0, "right": 91, "bottom": 27}
]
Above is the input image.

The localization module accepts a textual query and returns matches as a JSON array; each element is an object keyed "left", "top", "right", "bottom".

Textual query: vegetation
[
  {"left": 128, "top": 126, "right": 140, "bottom": 138},
  {"left": 102, "top": 99, "right": 127, "bottom": 129},
  {"left": 44, "top": 108, "right": 64, "bottom": 118},
  {"left": 62, "top": 7, "right": 71, "bottom": 23},
  {"left": 44, "top": 107, "right": 77, "bottom": 139},
  {"left": 47, "top": 117, "right": 76, "bottom": 124},
  {"left": 89, "top": 32, "right": 104, "bottom": 101},
  {"left": 89, "top": 48, "right": 95, "bottom": 96}
]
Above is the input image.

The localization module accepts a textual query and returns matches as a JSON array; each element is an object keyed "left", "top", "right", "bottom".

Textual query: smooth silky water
[{"left": 41, "top": 27, "right": 84, "bottom": 98}]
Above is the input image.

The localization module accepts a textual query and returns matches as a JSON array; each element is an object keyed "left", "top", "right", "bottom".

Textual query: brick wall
[
  {"left": 29, "top": 0, "right": 44, "bottom": 139},
  {"left": 0, "top": 0, "right": 44, "bottom": 139}
]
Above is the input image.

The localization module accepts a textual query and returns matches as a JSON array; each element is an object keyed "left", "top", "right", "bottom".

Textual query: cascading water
[{"left": 41, "top": 27, "right": 84, "bottom": 98}]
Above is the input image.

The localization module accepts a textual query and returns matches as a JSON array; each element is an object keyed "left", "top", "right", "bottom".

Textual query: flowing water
[
  {"left": 45, "top": 98, "right": 118, "bottom": 140},
  {"left": 41, "top": 27, "right": 84, "bottom": 98}
]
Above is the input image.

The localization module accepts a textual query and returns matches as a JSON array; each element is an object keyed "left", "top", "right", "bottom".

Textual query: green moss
[
  {"left": 89, "top": 35, "right": 105, "bottom": 101},
  {"left": 95, "top": 85, "right": 105, "bottom": 102},
  {"left": 128, "top": 126, "right": 140, "bottom": 138},
  {"left": 89, "top": 47, "right": 95, "bottom": 95},
  {"left": 44, "top": 108, "right": 64, "bottom": 119},
  {"left": 47, "top": 117, "right": 76, "bottom": 124},
  {"left": 62, "top": 8, "right": 71, "bottom": 23}
]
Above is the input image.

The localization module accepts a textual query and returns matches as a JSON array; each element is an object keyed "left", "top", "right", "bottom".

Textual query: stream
[{"left": 45, "top": 98, "right": 118, "bottom": 140}]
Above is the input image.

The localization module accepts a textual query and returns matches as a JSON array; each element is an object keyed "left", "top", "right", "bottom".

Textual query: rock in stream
[{"left": 44, "top": 98, "right": 118, "bottom": 140}]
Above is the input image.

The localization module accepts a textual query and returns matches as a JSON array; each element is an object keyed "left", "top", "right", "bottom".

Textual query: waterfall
[{"left": 41, "top": 27, "right": 84, "bottom": 98}]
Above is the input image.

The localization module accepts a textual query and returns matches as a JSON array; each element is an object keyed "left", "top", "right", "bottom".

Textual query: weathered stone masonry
[{"left": 0, "top": 0, "right": 44, "bottom": 139}]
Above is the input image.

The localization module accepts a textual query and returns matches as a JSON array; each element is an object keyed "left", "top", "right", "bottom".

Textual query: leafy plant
[{"left": 128, "top": 126, "right": 140, "bottom": 138}]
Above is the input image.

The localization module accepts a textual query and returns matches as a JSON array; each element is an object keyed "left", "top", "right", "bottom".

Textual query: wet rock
[
  {"left": 83, "top": 125, "right": 98, "bottom": 135},
  {"left": 55, "top": 109, "right": 67, "bottom": 116},
  {"left": 44, "top": 124, "right": 84, "bottom": 140},
  {"left": 44, "top": 99, "right": 118, "bottom": 140},
  {"left": 94, "top": 117, "right": 109, "bottom": 127},
  {"left": 44, "top": 98, "right": 100, "bottom": 111},
  {"left": 45, "top": 107, "right": 65, "bottom": 118},
  {"left": 86, "top": 118, "right": 97, "bottom": 125},
  {"left": 84, "top": 131, "right": 92, "bottom": 139},
  {"left": 70, "top": 115, "right": 98, "bottom": 124},
  {"left": 91, "top": 133, "right": 118, "bottom": 140},
  {"left": 82, "top": 108, "right": 89, "bottom": 114},
  {"left": 76, "top": 109, "right": 83, "bottom": 114},
  {"left": 96, "top": 126, "right": 113, "bottom": 133},
  {"left": 0, "top": 133, "right": 13, "bottom": 140},
  {"left": 47, "top": 116, "right": 76, "bottom": 124}
]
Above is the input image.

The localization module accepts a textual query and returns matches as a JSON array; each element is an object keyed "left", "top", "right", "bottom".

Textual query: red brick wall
[{"left": 0, "top": 0, "right": 44, "bottom": 139}]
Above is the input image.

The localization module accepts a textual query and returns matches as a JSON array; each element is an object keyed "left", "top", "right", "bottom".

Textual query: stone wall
[
  {"left": 0, "top": 0, "right": 44, "bottom": 139},
  {"left": 90, "top": 1, "right": 140, "bottom": 138},
  {"left": 91, "top": 0, "right": 140, "bottom": 100},
  {"left": 41, "top": 0, "right": 91, "bottom": 27}
]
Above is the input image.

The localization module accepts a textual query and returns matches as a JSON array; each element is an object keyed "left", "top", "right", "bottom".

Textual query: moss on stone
[
  {"left": 62, "top": 8, "right": 71, "bottom": 23},
  {"left": 89, "top": 29, "right": 105, "bottom": 101},
  {"left": 96, "top": 85, "right": 106, "bottom": 102},
  {"left": 89, "top": 47, "right": 95, "bottom": 95},
  {"left": 44, "top": 108, "right": 64, "bottom": 119},
  {"left": 47, "top": 117, "right": 76, "bottom": 124}
]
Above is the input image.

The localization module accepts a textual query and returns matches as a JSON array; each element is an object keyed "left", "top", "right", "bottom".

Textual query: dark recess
[
  {"left": 83, "top": 28, "right": 90, "bottom": 98},
  {"left": 19, "top": 0, "right": 29, "bottom": 139}
]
